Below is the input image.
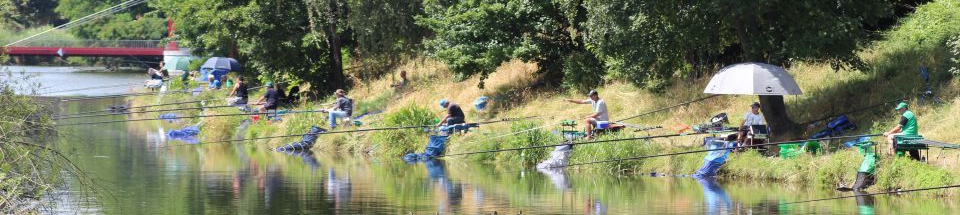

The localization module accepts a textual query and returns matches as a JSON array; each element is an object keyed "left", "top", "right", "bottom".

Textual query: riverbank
[{"left": 127, "top": 0, "right": 960, "bottom": 195}]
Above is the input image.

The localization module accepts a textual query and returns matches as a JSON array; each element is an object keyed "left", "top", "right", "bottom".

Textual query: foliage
[
  {"left": 586, "top": 0, "right": 891, "bottom": 76},
  {"left": 418, "top": 0, "right": 594, "bottom": 88},
  {"left": 369, "top": 105, "right": 434, "bottom": 157},
  {"left": 0, "top": 62, "right": 78, "bottom": 213},
  {"left": 346, "top": 0, "right": 431, "bottom": 80},
  {"left": 156, "top": 0, "right": 347, "bottom": 93},
  {"left": 951, "top": 35, "right": 960, "bottom": 77},
  {"left": 55, "top": 0, "right": 166, "bottom": 40},
  {"left": 0, "top": 0, "right": 59, "bottom": 29},
  {"left": 561, "top": 51, "right": 604, "bottom": 93}
]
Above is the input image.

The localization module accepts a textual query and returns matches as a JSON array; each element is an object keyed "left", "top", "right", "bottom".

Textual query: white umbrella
[{"left": 703, "top": 62, "right": 802, "bottom": 95}]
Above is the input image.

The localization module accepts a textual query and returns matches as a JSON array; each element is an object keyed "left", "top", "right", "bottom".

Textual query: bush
[
  {"left": 949, "top": 35, "right": 960, "bottom": 77},
  {"left": 369, "top": 105, "right": 435, "bottom": 157},
  {"left": 561, "top": 51, "right": 605, "bottom": 93}
]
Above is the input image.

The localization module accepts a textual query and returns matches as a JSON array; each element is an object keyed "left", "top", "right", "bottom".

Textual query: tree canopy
[{"left": 56, "top": 0, "right": 166, "bottom": 40}]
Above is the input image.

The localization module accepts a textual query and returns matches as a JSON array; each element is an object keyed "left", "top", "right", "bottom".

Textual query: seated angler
[
  {"left": 884, "top": 102, "right": 920, "bottom": 160},
  {"left": 254, "top": 82, "right": 279, "bottom": 112},
  {"left": 325, "top": 89, "right": 353, "bottom": 130},
  {"left": 564, "top": 90, "right": 609, "bottom": 140},
  {"left": 737, "top": 102, "right": 766, "bottom": 146},
  {"left": 437, "top": 99, "right": 466, "bottom": 131}
]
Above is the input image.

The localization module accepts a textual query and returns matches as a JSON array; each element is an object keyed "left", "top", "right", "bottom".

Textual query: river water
[{"left": 12, "top": 67, "right": 956, "bottom": 214}]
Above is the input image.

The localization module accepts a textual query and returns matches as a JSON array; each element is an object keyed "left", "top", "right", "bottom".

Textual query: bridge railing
[{"left": 3, "top": 40, "right": 164, "bottom": 48}]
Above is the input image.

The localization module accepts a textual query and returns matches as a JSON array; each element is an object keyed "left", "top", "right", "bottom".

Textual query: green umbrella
[{"left": 165, "top": 57, "right": 192, "bottom": 71}]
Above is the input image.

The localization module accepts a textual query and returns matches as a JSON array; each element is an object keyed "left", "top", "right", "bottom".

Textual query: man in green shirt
[{"left": 883, "top": 102, "right": 919, "bottom": 158}]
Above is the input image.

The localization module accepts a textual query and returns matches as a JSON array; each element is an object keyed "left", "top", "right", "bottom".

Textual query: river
[{"left": 10, "top": 66, "right": 956, "bottom": 214}]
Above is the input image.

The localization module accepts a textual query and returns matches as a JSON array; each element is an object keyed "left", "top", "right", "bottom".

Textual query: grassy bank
[{"left": 129, "top": 0, "right": 960, "bottom": 195}]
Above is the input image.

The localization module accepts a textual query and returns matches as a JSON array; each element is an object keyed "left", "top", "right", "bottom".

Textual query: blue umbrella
[{"left": 201, "top": 57, "right": 242, "bottom": 81}]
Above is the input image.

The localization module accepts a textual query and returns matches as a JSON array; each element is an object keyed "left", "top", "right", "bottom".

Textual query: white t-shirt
[
  {"left": 743, "top": 112, "right": 765, "bottom": 126},
  {"left": 585, "top": 99, "right": 609, "bottom": 121}
]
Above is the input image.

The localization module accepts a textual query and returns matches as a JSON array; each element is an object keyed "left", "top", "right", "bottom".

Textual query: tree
[
  {"left": 418, "top": 0, "right": 602, "bottom": 91},
  {"left": 56, "top": 0, "right": 166, "bottom": 40},
  {"left": 346, "top": 0, "right": 431, "bottom": 80},
  {"left": 157, "top": 0, "right": 348, "bottom": 93},
  {"left": 1, "top": 0, "right": 60, "bottom": 29},
  {"left": 582, "top": 0, "right": 892, "bottom": 139}
]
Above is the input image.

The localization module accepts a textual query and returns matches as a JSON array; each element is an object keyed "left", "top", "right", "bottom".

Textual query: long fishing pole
[
  {"left": 439, "top": 132, "right": 715, "bottom": 158},
  {"left": 615, "top": 95, "right": 720, "bottom": 122},
  {"left": 56, "top": 104, "right": 238, "bottom": 120},
  {"left": 55, "top": 109, "right": 327, "bottom": 126},
  {"left": 157, "top": 116, "right": 543, "bottom": 148},
  {"left": 779, "top": 184, "right": 960, "bottom": 205},
  {"left": 40, "top": 81, "right": 141, "bottom": 95},
  {"left": 557, "top": 134, "right": 881, "bottom": 168},
  {"left": 56, "top": 100, "right": 206, "bottom": 117},
  {"left": 57, "top": 90, "right": 192, "bottom": 102},
  {"left": 800, "top": 98, "right": 904, "bottom": 125}
]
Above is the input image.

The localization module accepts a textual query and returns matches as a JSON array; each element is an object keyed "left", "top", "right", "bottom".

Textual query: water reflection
[
  {"left": 423, "top": 160, "right": 464, "bottom": 214},
  {"left": 325, "top": 167, "right": 352, "bottom": 213},
  {"left": 47, "top": 97, "right": 960, "bottom": 214},
  {"left": 537, "top": 168, "right": 571, "bottom": 191},
  {"left": 280, "top": 150, "right": 320, "bottom": 171},
  {"left": 696, "top": 177, "right": 732, "bottom": 214},
  {"left": 854, "top": 191, "right": 876, "bottom": 215}
]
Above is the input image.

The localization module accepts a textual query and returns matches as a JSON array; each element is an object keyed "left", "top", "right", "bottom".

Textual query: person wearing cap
[
  {"left": 437, "top": 99, "right": 466, "bottom": 127},
  {"left": 255, "top": 82, "right": 280, "bottom": 112},
  {"left": 884, "top": 102, "right": 920, "bottom": 159},
  {"left": 325, "top": 89, "right": 353, "bottom": 129},
  {"left": 737, "top": 102, "right": 765, "bottom": 145},
  {"left": 565, "top": 90, "right": 609, "bottom": 139}
]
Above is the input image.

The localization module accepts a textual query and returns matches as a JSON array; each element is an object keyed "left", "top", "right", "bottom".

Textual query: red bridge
[{"left": 2, "top": 40, "right": 175, "bottom": 57}]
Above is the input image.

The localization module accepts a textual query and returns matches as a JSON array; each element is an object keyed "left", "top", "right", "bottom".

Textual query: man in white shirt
[
  {"left": 565, "top": 90, "right": 609, "bottom": 139},
  {"left": 738, "top": 102, "right": 766, "bottom": 144}
]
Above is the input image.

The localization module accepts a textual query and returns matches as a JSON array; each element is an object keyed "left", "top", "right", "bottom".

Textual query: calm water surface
[{"left": 24, "top": 67, "right": 958, "bottom": 214}]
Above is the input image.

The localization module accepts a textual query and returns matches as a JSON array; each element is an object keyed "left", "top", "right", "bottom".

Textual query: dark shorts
[
  {"left": 447, "top": 117, "right": 465, "bottom": 125},
  {"left": 263, "top": 103, "right": 277, "bottom": 110}
]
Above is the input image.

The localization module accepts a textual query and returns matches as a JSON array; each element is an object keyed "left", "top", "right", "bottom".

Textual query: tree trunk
[
  {"left": 324, "top": 0, "right": 346, "bottom": 91},
  {"left": 759, "top": 95, "right": 799, "bottom": 141}
]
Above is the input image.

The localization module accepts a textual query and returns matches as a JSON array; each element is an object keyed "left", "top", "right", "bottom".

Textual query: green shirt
[{"left": 900, "top": 110, "right": 919, "bottom": 135}]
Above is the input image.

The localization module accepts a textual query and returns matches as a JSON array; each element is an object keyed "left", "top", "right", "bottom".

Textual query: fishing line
[
  {"left": 4, "top": 0, "right": 149, "bottom": 46},
  {"left": 556, "top": 134, "right": 882, "bottom": 168},
  {"left": 800, "top": 98, "right": 904, "bottom": 125},
  {"left": 57, "top": 90, "right": 192, "bottom": 102},
  {"left": 55, "top": 109, "right": 328, "bottom": 126},
  {"left": 56, "top": 104, "right": 238, "bottom": 120},
  {"left": 615, "top": 95, "right": 720, "bottom": 122},
  {"left": 438, "top": 132, "right": 714, "bottom": 158},
  {"left": 55, "top": 100, "right": 206, "bottom": 117},
  {"left": 40, "top": 81, "right": 142, "bottom": 95},
  {"left": 157, "top": 116, "right": 543, "bottom": 149},
  {"left": 779, "top": 184, "right": 960, "bottom": 205}
]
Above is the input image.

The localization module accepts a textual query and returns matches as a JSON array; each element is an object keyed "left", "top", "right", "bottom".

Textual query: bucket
[{"left": 596, "top": 121, "right": 610, "bottom": 129}]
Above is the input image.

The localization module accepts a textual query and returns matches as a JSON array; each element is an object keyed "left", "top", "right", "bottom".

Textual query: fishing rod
[
  {"left": 56, "top": 104, "right": 238, "bottom": 120},
  {"left": 157, "top": 116, "right": 543, "bottom": 148},
  {"left": 779, "top": 184, "right": 960, "bottom": 205},
  {"left": 615, "top": 95, "right": 720, "bottom": 122},
  {"left": 56, "top": 100, "right": 206, "bottom": 117},
  {"left": 439, "top": 132, "right": 714, "bottom": 158},
  {"left": 800, "top": 98, "right": 904, "bottom": 125},
  {"left": 57, "top": 90, "right": 192, "bottom": 102},
  {"left": 55, "top": 109, "right": 327, "bottom": 126},
  {"left": 556, "top": 133, "right": 882, "bottom": 168},
  {"left": 40, "top": 81, "right": 141, "bottom": 95}
]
